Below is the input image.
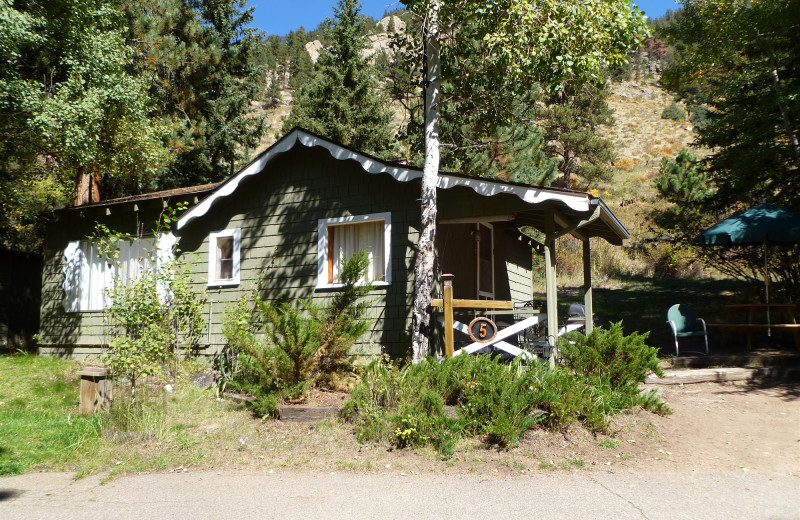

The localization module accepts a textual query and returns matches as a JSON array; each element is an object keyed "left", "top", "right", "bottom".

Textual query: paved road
[{"left": 1, "top": 470, "right": 798, "bottom": 519}]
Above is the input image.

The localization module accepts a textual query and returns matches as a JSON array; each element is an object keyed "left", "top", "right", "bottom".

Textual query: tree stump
[{"left": 77, "top": 367, "right": 112, "bottom": 414}]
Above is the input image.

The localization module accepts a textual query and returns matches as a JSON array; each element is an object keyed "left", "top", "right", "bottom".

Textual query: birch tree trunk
[{"left": 411, "top": 1, "right": 441, "bottom": 363}]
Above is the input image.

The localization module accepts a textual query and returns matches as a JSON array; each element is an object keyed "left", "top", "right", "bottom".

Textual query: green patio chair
[{"left": 667, "top": 304, "right": 709, "bottom": 356}]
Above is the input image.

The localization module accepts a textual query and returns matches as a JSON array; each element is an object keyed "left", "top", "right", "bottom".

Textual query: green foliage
[
  {"left": 344, "top": 332, "right": 668, "bottom": 456},
  {"left": 689, "top": 104, "right": 711, "bottom": 130},
  {"left": 396, "top": 0, "right": 646, "bottom": 185},
  {"left": 653, "top": 148, "right": 716, "bottom": 242},
  {"left": 223, "top": 251, "right": 374, "bottom": 411},
  {"left": 281, "top": 0, "right": 395, "bottom": 157},
  {"left": 560, "top": 322, "right": 663, "bottom": 392},
  {"left": 0, "top": 355, "right": 102, "bottom": 475},
  {"left": 0, "top": 0, "right": 171, "bottom": 248},
  {"left": 661, "top": 102, "right": 686, "bottom": 121},
  {"left": 538, "top": 84, "right": 618, "bottom": 189},
  {"left": 1, "top": 0, "right": 270, "bottom": 249},
  {"left": 660, "top": 0, "right": 800, "bottom": 207},
  {"left": 97, "top": 207, "right": 206, "bottom": 407},
  {"left": 141, "top": 0, "right": 268, "bottom": 186}
]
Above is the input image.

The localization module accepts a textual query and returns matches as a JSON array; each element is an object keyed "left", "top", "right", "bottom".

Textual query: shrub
[
  {"left": 661, "top": 102, "right": 686, "bottom": 121},
  {"left": 561, "top": 322, "right": 662, "bottom": 391},
  {"left": 689, "top": 104, "right": 711, "bottom": 130},
  {"left": 223, "top": 251, "right": 374, "bottom": 412},
  {"left": 95, "top": 210, "right": 206, "bottom": 410},
  {"left": 344, "top": 326, "right": 669, "bottom": 455}
]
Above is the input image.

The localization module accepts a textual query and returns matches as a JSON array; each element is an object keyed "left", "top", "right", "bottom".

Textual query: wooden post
[
  {"left": 442, "top": 274, "right": 455, "bottom": 357},
  {"left": 544, "top": 208, "right": 558, "bottom": 367},
  {"left": 583, "top": 239, "right": 593, "bottom": 334},
  {"left": 78, "top": 367, "right": 112, "bottom": 414}
]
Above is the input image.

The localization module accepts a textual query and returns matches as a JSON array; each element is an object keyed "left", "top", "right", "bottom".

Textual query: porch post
[
  {"left": 442, "top": 274, "right": 455, "bottom": 357},
  {"left": 544, "top": 208, "right": 558, "bottom": 367},
  {"left": 583, "top": 239, "right": 593, "bottom": 334}
]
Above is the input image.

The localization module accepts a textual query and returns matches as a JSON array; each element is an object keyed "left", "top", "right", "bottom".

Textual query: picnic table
[{"left": 707, "top": 303, "right": 800, "bottom": 350}]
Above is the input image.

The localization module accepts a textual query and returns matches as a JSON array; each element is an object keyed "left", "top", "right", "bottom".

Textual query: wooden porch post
[
  {"left": 544, "top": 208, "right": 558, "bottom": 367},
  {"left": 583, "top": 239, "right": 593, "bottom": 335},
  {"left": 442, "top": 274, "right": 455, "bottom": 357}
]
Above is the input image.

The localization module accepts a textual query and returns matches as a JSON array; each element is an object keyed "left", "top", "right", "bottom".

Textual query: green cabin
[{"left": 38, "top": 129, "right": 629, "bottom": 359}]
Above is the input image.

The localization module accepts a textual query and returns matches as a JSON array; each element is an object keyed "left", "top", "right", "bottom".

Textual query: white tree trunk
[{"left": 412, "top": 1, "right": 441, "bottom": 363}]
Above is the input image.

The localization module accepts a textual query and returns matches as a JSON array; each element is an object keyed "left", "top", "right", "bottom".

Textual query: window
[
  {"left": 318, "top": 212, "right": 391, "bottom": 288},
  {"left": 208, "top": 228, "right": 241, "bottom": 286},
  {"left": 63, "top": 237, "right": 156, "bottom": 312},
  {"left": 476, "top": 223, "right": 494, "bottom": 299}
]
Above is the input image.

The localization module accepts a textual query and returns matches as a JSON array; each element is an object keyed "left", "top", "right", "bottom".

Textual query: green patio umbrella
[{"left": 696, "top": 202, "right": 800, "bottom": 334}]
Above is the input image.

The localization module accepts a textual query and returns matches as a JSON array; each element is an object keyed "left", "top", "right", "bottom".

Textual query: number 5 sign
[{"left": 467, "top": 317, "right": 498, "bottom": 343}]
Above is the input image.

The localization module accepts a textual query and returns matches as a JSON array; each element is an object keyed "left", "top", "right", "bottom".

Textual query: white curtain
[
  {"left": 63, "top": 241, "right": 85, "bottom": 312},
  {"left": 63, "top": 237, "right": 155, "bottom": 312},
  {"left": 332, "top": 221, "right": 384, "bottom": 283}
]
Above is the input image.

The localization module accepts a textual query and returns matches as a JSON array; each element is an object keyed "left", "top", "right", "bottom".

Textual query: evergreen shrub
[
  {"left": 661, "top": 102, "right": 686, "bottom": 121},
  {"left": 343, "top": 330, "right": 668, "bottom": 457},
  {"left": 689, "top": 104, "right": 711, "bottom": 130},
  {"left": 222, "top": 251, "right": 374, "bottom": 416}
]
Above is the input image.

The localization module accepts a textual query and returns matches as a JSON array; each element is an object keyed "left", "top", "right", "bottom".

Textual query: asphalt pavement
[{"left": 2, "top": 470, "right": 798, "bottom": 519}]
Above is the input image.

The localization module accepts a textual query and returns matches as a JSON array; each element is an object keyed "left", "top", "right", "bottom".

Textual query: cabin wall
[
  {"left": 176, "top": 147, "right": 420, "bottom": 359},
  {"left": 38, "top": 200, "right": 188, "bottom": 358}
]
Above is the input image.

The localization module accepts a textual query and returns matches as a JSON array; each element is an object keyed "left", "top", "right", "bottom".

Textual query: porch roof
[{"left": 177, "top": 128, "right": 629, "bottom": 245}]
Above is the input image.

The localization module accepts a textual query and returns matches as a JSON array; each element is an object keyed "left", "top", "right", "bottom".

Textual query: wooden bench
[{"left": 707, "top": 323, "right": 800, "bottom": 350}]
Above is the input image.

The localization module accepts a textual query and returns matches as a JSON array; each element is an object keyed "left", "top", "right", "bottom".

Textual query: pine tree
[
  {"left": 281, "top": 0, "right": 394, "bottom": 157},
  {"left": 193, "top": 0, "right": 267, "bottom": 180},
  {"left": 127, "top": 0, "right": 268, "bottom": 187},
  {"left": 539, "top": 85, "right": 617, "bottom": 189}
]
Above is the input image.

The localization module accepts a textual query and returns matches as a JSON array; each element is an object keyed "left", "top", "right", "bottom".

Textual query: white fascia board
[
  {"left": 177, "top": 128, "right": 592, "bottom": 229},
  {"left": 436, "top": 175, "right": 590, "bottom": 213},
  {"left": 593, "top": 198, "right": 630, "bottom": 240}
]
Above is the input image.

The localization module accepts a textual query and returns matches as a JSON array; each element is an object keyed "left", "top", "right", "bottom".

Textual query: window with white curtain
[
  {"left": 318, "top": 212, "right": 391, "bottom": 288},
  {"left": 62, "top": 237, "right": 157, "bottom": 312},
  {"left": 207, "top": 228, "right": 241, "bottom": 286}
]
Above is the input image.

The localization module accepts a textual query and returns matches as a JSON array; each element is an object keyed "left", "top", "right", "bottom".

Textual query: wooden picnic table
[{"left": 707, "top": 303, "right": 800, "bottom": 350}]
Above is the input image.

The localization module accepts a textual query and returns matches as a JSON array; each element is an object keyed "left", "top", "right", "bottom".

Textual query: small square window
[{"left": 208, "top": 228, "right": 240, "bottom": 286}]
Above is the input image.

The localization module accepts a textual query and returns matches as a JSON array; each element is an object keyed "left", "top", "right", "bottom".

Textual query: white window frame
[
  {"left": 317, "top": 212, "right": 391, "bottom": 289},
  {"left": 207, "top": 228, "right": 241, "bottom": 287}
]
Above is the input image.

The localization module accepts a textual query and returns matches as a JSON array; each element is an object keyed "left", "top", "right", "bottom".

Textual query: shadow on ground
[{"left": 544, "top": 275, "right": 799, "bottom": 357}]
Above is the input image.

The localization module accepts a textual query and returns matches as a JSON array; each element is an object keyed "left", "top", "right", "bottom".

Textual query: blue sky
[{"left": 247, "top": 1, "right": 682, "bottom": 37}]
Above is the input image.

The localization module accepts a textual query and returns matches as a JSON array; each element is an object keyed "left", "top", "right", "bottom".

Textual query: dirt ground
[{"left": 260, "top": 379, "right": 799, "bottom": 478}]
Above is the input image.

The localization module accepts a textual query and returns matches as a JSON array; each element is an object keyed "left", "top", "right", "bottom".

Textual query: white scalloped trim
[{"left": 177, "top": 129, "right": 591, "bottom": 230}]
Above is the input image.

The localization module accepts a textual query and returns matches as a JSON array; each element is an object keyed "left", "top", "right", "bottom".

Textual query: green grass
[
  {"left": 0, "top": 355, "right": 102, "bottom": 475},
  {"left": 600, "top": 438, "right": 619, "bottom": 449}
]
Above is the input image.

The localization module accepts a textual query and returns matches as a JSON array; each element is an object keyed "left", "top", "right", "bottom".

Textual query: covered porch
[{"left": 434, "top": 174, "right": 630, "bottom": 360}]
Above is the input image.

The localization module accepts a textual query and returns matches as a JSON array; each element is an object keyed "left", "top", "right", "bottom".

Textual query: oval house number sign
[{"left": 467, "top": 317, "right": 498, "bottom": 343}]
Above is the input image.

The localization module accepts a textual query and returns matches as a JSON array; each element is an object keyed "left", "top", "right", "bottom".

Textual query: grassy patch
[
  {"left": 600, "top": 438, "right": 619, "bottom": 449},
  {"left": 0, "top": 355, "right": 102, "bottom": 475}
]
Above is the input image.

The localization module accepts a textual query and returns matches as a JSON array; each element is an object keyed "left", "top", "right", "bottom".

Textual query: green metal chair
[{"left": 667, "top": 304, "right": 709, "bottom": 356}]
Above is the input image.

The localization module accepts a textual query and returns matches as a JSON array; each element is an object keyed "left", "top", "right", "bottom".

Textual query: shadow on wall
[
  {"left": 0, "top": 250, "right": 45, "bottom": 352},
  {"left": 177, "top": 147, "right": 419, "bottom": 360}
]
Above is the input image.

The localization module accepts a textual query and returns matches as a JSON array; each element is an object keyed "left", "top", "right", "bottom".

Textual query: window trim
[
  {"left": 317, "top": 212, "right": 391, "bottom": 289},
  {"left": 207, "top": 228, "right": 241, "bottom": 287}
]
